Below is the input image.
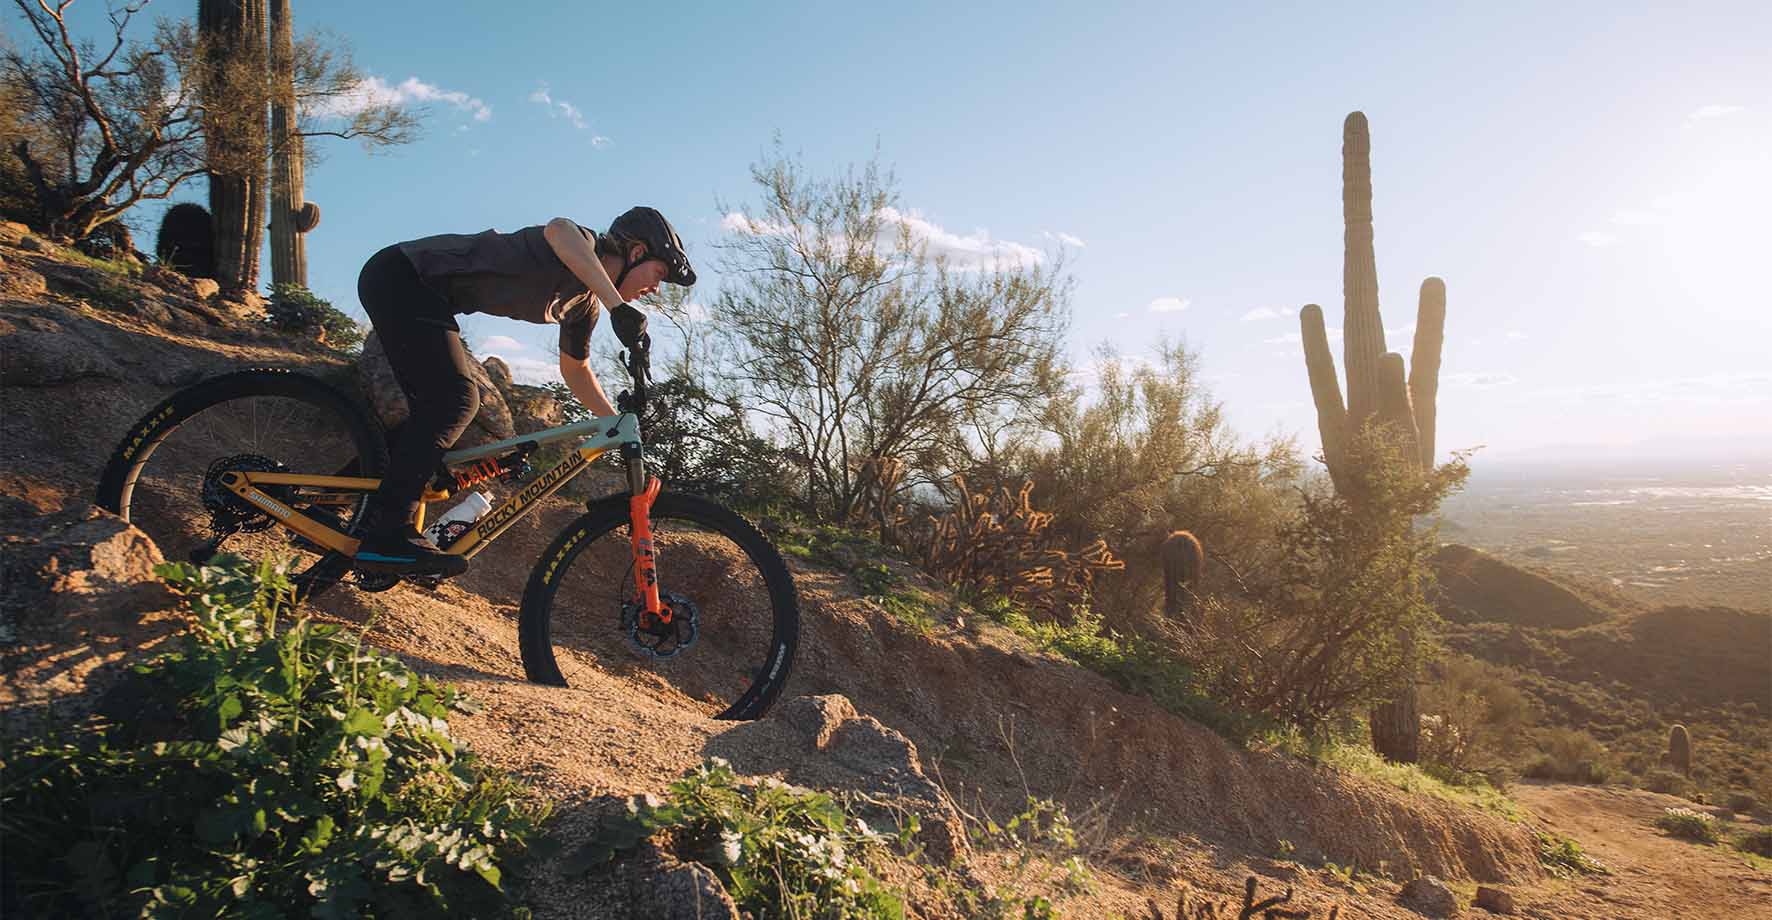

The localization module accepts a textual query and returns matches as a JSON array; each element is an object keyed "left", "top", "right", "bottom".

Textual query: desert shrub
[
  {"left": 1654, "top": 807, "right": 1719, "bottom": 843},
  {"left": 1188, "top": 429, "right": 1468, "bottom": 735},
  {"left": 266, "top": 283, "right": 366, "bottom": 353},
  {"left": 1536, "top": 832, "right": 1609, "bottom": 877},
  {"left": 1641, "top": 769, "right": 1693, "bottom": 798},
  {"left": 1734, "top": 826, "right": 1772, "bottom": 858},
  {"left": 1417, "top": 655, "right": 1535, "bottom": 775},
  {"left": 1522, "top": 728, "right": 1611, "bottom": 784},
  {"left": 1725, "top": 792, "right": 1759, "bottom": 815},
  {"left": 1011, "top": 342, "right": 1301, "bottom": 635},
  {"left": 0, "top": 555, "right": 546, "bottom": 917},
  {"left": 904, "top": 477, "right": 1122, "bottom": 618},
  {"left": 571, "top": 758, "right": 905, "bottom": 919},
  {"left": 974, "top": 594, "right": 1259, "bottom": 740}
]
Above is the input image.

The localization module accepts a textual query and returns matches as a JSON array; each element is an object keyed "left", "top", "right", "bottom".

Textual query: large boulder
[
  {"left": 356, "top": 331, "right": 515, "bottom": 450},
  {"left": 1400, "top": 875, "right": 1463, "bottom": 917},
  {"left": 771, "top": 693, "right": 971, "bottom": 865},
  {"left": 0, "top": 506, "right": 171, "bottom": 638}
]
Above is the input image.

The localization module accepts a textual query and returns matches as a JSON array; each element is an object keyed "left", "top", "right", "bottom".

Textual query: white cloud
[
  {"left": 722, "top": 206, "right": 1047, "bottom": 273},
  {"left": 501, "top": 355, "right": 565, "bottom": 386},
  {"left": 1114, "top": 311, "right": 1130, "bottom": 319},
  {"left": 308, "top": 75, "right": 492, "bottom": 122},
  {"left": 877, "top": 207, "right": 1044, "bottom": 272},
  {"left": 1577, "top": 231, "right": 1616, "bottom": 247},
  {"left": 480, "top": 335, "right": 525, "bottom": 352},
  {"left": 1687, "top": 104, "right": 1744, "bottom": 122},
  {"left": 1445, "top": 372, "right": 1519, "bottom": 389},
  {"left": 529, "top": 82, "right": 592, "bottom": 132},
  {"left": 591, "top": 135, "right": 612, "bottom": 148},
  {"left": 1240, "top": 306, "right": 1283, "bottom": 322},
  {"left": 1043, "top": 231, "right": 1087, "bottom": 248},
  {"left": 682, "top": 301, "right": 709, "bottom": 323},
  {"left": 1148, "top": 296, "right": 1190, "bottom": 314},
  {"left": 1505, "top": 330, "right": 1527, "bottom": 340}
]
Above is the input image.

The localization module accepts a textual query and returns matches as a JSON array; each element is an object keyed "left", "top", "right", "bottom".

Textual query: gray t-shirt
[{"left": 399, "top": 223, "right": 601, "bottom": 359}]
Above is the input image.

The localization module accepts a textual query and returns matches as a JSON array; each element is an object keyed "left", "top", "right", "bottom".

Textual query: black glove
[{"left": 610, "top": 302, "right": 648, "bottom": 351}]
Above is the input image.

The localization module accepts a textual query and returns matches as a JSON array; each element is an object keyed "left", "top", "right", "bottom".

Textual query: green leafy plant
[
  {"left": 1734, "top": 826, "right": 1772, "bottom": 859},
  {"left": 0, "top": 555, "right": 546, "bottom": 918},
  {"left": 266, "top": 283, "right": 366, "bottom": 353},
  {"left": 1654, "top": 807, "right": 1720, "bottom": 844},
  {"left": 1535, "top": 832, "right": 1609, "bottom": 878},
  {"left": 1522, "top": 728, "right": 1613, "bottom": 785},
  {"left": 571, "top": 758, "right": 904, "bottom": 919}
]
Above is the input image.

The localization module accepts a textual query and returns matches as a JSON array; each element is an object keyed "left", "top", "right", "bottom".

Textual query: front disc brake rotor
[{"left": 621, "top": 592, "right": 699, "bottom": 659}]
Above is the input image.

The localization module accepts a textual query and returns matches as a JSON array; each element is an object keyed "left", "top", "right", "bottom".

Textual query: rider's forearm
[
  {"left": 543, "top": 217, "right": 625, "bottom": 308},
  {"left": 560, "top": 356, "right": 617, "bottom": 418}
]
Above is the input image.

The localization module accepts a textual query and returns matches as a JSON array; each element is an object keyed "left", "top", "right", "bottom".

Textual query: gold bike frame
[{"left": 218, "top": 412, "right": 643, "bottom": 560}]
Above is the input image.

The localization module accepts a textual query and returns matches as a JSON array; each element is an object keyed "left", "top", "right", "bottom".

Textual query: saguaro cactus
[
  {"left": 1667, "top": 724, "right": 1692, "bottom": 777},
  {"left": 1299, "top": 112, "right": 1449, "bottom": 765},
  {"left": 1161, "top": 530, "right": 1204, "bottom": 630},
  {"left": 199, "top": 0, "right": 269, "bottom": 295},
  {"left": 267, "top": 0, "right": 315, "bottom": 286}
]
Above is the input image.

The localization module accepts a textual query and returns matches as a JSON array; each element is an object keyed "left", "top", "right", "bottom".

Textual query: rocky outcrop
[
  {"left": 355, "top": 332, "right": 516, "bottom": 450},
  {"left": 0, "top": 506, "right": 169, "bottom": 629},
  {"left": 1400, "top": 875, "right": 1463, "bottom": 917}
]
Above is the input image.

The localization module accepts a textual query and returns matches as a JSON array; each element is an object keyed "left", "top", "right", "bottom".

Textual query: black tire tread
[{"left": 518, "top": 492, "right": 799, "bottom": 720}]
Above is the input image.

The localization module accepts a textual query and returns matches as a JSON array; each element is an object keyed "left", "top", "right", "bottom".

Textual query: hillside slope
[{"left": 10, "top": 226, "right": 1764, "bottom": 917}]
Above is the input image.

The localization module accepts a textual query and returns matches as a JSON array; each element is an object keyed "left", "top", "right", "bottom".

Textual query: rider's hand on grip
[{"left": 611, "top": 302, "right": 648, "bottom": 351}]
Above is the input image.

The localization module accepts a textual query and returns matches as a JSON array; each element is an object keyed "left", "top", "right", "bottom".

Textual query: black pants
[{"left": 356, "top": 244, "right": 479, "bottom": 525}]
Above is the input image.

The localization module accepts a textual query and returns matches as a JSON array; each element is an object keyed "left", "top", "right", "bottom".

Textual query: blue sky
[{"left": 50, "top": 0, "right": 1772, "bottom": 465}]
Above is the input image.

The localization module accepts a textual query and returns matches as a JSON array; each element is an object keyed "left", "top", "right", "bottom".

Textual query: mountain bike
[{"left": 95, "top": 344, "right": 799, "bottom": 720}]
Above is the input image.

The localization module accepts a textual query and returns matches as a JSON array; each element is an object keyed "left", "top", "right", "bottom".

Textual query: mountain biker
[{"left": 352, "top": 206, "right": 695, "bottom": 575}]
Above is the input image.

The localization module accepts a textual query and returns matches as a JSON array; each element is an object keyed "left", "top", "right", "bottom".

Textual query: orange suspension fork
[{"left": 628, "top": 475, "right": 666, "bottom": 622}]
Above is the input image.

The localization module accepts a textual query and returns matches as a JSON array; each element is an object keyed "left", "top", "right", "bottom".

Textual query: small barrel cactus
[
  {"left": 1666, "top": 724, "right": 1692, "bottom": 777},
  {"left": 1161, "top": 530, "right": 1204, "bottom": 630}
]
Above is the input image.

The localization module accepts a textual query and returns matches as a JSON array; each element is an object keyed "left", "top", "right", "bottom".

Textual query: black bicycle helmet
[{"left": 608, "top": 206, "right": 696, "bottom": 286}]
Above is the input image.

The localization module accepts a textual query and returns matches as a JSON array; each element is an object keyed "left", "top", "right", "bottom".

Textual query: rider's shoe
[{"left": 353, "top": 524, "right": 468, "bottom": 576}]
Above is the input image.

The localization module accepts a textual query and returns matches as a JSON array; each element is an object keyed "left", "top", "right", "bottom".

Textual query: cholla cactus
[
  {"left": 917, "top": 477, "right": 1122, "bottom": 613},
  {"left": 1667, "top": 723, "right": 1692, "bottom": 776}
]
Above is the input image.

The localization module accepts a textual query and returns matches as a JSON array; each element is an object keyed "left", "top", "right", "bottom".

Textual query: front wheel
[{"left": 519, "top": 493, "right": 799, "bottom": 720}]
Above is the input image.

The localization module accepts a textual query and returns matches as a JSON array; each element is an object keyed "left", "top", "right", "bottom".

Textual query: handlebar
[{"left": 616, "top": 333, "right": 652, "bottom": 416}]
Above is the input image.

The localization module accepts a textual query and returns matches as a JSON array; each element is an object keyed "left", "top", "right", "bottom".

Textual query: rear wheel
[
  {"left": 95, "top": 369, "right": 387, "bottom": 601},
  {"left": 519, "top": 493, "right": 799, "bottom": 720}
]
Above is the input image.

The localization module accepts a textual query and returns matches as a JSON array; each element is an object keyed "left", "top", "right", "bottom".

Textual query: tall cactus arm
[
  {"left": 1341, "top": 111, "right": 1387, "bottom": 425},
  {"left": 1377, "top": 352, "right": 1422, "bottom": 463},
  {"left": 1301, "top": 303, "right": 1351, "bottom": 493},
  {"left": 1408, "top": 277, "right": 1446, "bottom": 470}
]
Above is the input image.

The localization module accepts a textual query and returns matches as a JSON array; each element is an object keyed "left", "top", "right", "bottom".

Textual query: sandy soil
[{"left": 1509, "top": 782, "right": 1772, "bottom": 919}]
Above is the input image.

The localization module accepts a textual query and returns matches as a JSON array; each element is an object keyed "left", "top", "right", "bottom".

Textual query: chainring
[
  {"left": 621, "top": 592, "right": 699, "bottom": 659},
  {"left": 201, "top": 454, "right": 288, "bottom": 534}
]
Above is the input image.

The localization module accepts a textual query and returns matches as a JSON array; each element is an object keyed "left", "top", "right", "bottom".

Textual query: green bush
[
  {"left": 1734, "top": 826, "right": 1772, "bottom": 858},
  {"left": 0, "top": 555, "right": 546, "bottom": 918},
  {"left": 1642, "top": 769, "right": 1693, "bottom": 798},
  {"left": 267, "top": 283, "right": 366, "bottom": 353},
  {"left": 572, "top": 758, "right": 904, "bottom": 919},
  {"left": 1535, "top": 831, "right": 1609, "bottom": 877},
  {"left": 1522, "top": 728, "right": 1612, "bottom": 784},
  {"left": 1653, "top": 807, "right": 1719, "bottom": 844}
]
